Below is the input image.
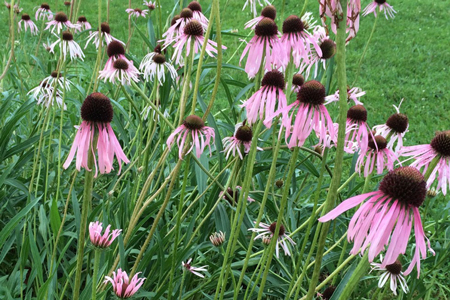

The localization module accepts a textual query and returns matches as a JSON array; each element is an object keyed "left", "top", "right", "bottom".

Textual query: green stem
[
  {"left": 337, "top": 252, "right": 370, "bottom": 299},
  {"left": 305, "top": 0, "right": 348, "bottom": 298},
  {"left": 178, "top": 41, "right": 195, "bottom": 124},
  {"left": 91, "top": 250, "right": 101, "bottom": 300},
  {"left": 73, "top": 132, "right": 97, "bottom": 300},
  {"left": 423, "top": 156, "right": 440, "bottom": 181}
]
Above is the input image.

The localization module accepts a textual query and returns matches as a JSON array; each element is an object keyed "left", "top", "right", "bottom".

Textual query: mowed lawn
[{"left": 1, "top": 0, "right": 449, "bottom": 145}]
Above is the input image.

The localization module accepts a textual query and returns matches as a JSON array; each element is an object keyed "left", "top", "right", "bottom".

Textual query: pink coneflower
[
  {"left": 85, "top": 22, "right": 125, "bottom": 49},
  {"left": 42, "top": 70, "right": 72, "bottom": 91},
  {"left": 126, "top": 7, "right": 148, "bottom": 19},
  {"left": 249, "top": 221, "right": 296, "bottom": 257},
  {"left": 89, "top": 221, "right": 122, "bottom": 248},
  {"left": 222, "top": 122, "right": 261, "bottom": 159},
  {"left": 140, "top": 45, "right": 177, "bottom": 84},
  {"left": 210, "top": 231, "right": 226, "bottom": 247},
  {"left": 242, "top": 70, "right": 287, "bottom": 127},
  {"left": 371, "top": 256, "right": 409, "bottom": 295},
  {"left": 363, "top": 0, "right": 396, "bottom": 19},
  {"left": 280, "top": 80, "right": 335, "bottom": 148},
  {"left": 300, "top": 26, "right": 336, "bottom": 79},
  {"left": 18, "top": 14, "right": 39, "bottom": 35},
  {"left": 161, "top": 8, "right": 197, "bottom": 47},
  {"left": 5, "top": 1, "right": 22, "bottom": 14},
  {"left": 373, "top": 100, "right": 408, "bottom": 153},
  {"left": 220, "top": 186, "right": 256, "bottom": 205},
  {"left": 400, "top": 131, "right": 450, "bottom": 195},
  {"left": 356, "top": 135, "right": 398, "bottom": 177},
  {"left": 325, "top": 86, "right": 365, "bottom": 105},
  {"left": 170, "top": 19, "right": 223, "bottom": 66},
  {"left": 281, "top": 13, "right": 320, "bottom": 68},
  {"left": 104, "top": 269, "right": 145, "bottom": 298},
  {"left": 319, "top": 166, "right": 434, "bottom": 277},
  {"left": 76, "top": 16, "right": 91, "bottom": 32},
  {"left": 346, "top": 0, "right": 361, "bottom": 42},
  {"left": 45, "top": 11, "right": 79, "bottom": 33},
  {"left": 28, "top": 81, "right": 65, "bottom": 109},
  {"left": 344, "top": 105, "right": 372, "bottom": 154},
  {"left": 244, "top": 5, "right": 276, "bottom": 30},
  {"left": 240, "top": 17, "right": 284, "bottom": 78},
  {"left": 63, "top": 93, "right": 130, "bottom": 177},
  {"left": 143, "top": 1, "right": 156, "bottom": 10},
  {"left": 188, "top": 1, "right": 209, "bottom": 25},
  {"left": 166, "top": 115, "right": 215, "bottom": 159},
  {"left": 98, "top": 47, "right": 140, "bottom": 85},
  {"left": 291, "top": 73, "right": 305, "bottom": 93},
  {"left": 49, "top": 31, "right": 85, "bottom": 61},
  {"left": 243, "top": 0, "right": 272, "bottom": 17},
  {"left": 182, "top": 258, "right": 208, "bottom": 278}
]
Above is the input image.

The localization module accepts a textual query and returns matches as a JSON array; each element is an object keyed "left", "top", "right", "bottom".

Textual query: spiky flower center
[
  {"left": 184, "top": 20, "right": 203, "bottom": 36},
  {"left": 282, "top": 15, "right": 304, "bottom": 34},
  {"left": 430, "top": 131, "right": 450, "bottom": 157},
  {"left": 21, "top": 14, "right": 30, "bottom": 21},
  {"left": 180, "top": 8, "right": 193, "bottom": 19},
  {"left": 183, "top": 115, "right": 205, "bottom": 130},
  {"left": 62, "top": 31, "right": 73, "bottom": 41},
  {"left": 379, "top": 166, "right": 426, "bottom": 207},
  {"left": 41, "top": 3, "right": 50, "bottom": 9},
  {"left": 51, "top": 71, "right": 61, "bottom": 78},
  {"left": 54, "top": 12, "right": 68, "bottom": 22},
  {"left": 81, "top": 92, "right": 113, "bottom": 123},
  {"left": 385, "top": 259, "right": 402, "bottom": 275},
  {"left": 113, "top": 59, "right": 129, "bottom": 70},
  {"left": 235, "top": 125, "right": 253, "bottom": 142},
  {"left": 64, "top": 1, "right": 71, "bottom": 6},
  {"left": 292, "top": 74, "right": 304, "bottom": 87},
  {"left": 255, "top": 18, "right": 278, "bottom": 37},
  {"left": 320, "top": 39, "right": 336, "bottom": 59},
  {"left": 107, "top": 40, "right": 125, "bottom": 57},
  {"left": 78, "top": 16, "right": 87, "bottom": 22},
  {"left": 347, "top": 105, "right": 367, "bottom": 123},
  {"left": 152, "top": 53, "right": 166, "bottom": 64},
  {"left": 171, "top": 15, "right": 181, "bottom": 26},
  {"left": 368, "top": 135, "right": 387, "bottom": 150},
  {"left": 261, "top": 70, "right": 285, "bottom": 89},
  {"left": 269, "top": 222, "right": 285, "bottom": 236},
  {"left": 297, "top": 80, "right": 325, "bottom": 106},
  {"left": 100, "top": 22, "right": 111, "bottom": 34},
  {"left": 385, "top": 113, "right": 408, "bottom": 134},
  {"left": 375, "top": 0, "right": 387, "bottom": 4},
  {"left": 188, "top": 1, "right": 202, "bottom": 12},
  {"left": 261, "top": 5, "right": 276, "bottom": 20},
  {"left": 133, "top": 8, "right": 143, "bottom": 13},
  {"left": 275, "top": 180, "right": 284, "bottom": 188}
]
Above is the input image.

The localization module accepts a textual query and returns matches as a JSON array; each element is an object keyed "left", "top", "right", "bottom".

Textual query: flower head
[
  {"left": 126, "top": 7, "right": 148, "bottom": 19},
  {"left": 18, "top": 14, "right": 39, "bottom": 35},
  {"left": 85, "top": 22, "right": 125, "bottom": 49},
  {"left": 182, "top": 258, "right": 208, "bottom": 278},
  {"left": 344, "top": 105, "right": 372, "bottom": 153},
  {"left": 356, "top": 135, "right": 398, "bottom": 177},
  {"left": 35, "top": 2, "right": 52, "bottom": 21},
  {"left": 49, "top": 31, "right": 85, "bottom": 61},
  {"left": 244, "top": 5, "right": 276, "bottom": 30},
  {"left": 139, "top": 45, "right": 177, "bottom": 84},
  {"left": 242, "top": 70, "right": 287, "bottom": 127},
  {"left": 63, "top": 93, "right": 130, "bottom": 177},
  {"left": 188, "top": 1, "right": 209, "bottom": 25},
  {"left": 161, "top": 8, "right": 207, "bottom": 47},
  {"left": 45, "top": 11, "right": 80, "bottom": 33},
  {"left": 76, "top": 16, "right": 91, "bottom": 32},
  {"left": 325, "top": 86, "right": 365, "bottom": 105},
  {"left": 363, "top": 0, "right": 396, "bottom": 19},
  {"left": 167, "top": 115, "right": 215, "bottom": 159},
  {"left": 98, "top": 55, "right": 140, "bottom": 85},
  {"left": 143, "top": 1, "right": 156, "bottom": 10},
  {"left": 240, "top": 18, "right": 284, "bottom": 78},
  {"left": 222, "top": 122, "right": 261, "bottom": 159},
  {"left": 104, "top": 269, "right": 145, "bottom": 298},
  {"left": 400, "top": 131, "right": 450, "bottom": 195},
  {"left": 210, "top": 231, "right": 226, "bottom": 247},
  {"left": 371, "top": 256, "right": 409, "bottom": 295},
  {"left": 89, "top": 221, "right": 121, "bottom": 248},
  {"left": 319, "top": 166, "right": 435, "bottom": 277},
  {"left": 373, "top": 100, "right": 408, "bottom": 153},
  {"left": 249, "top": 221, "right": 296, "bottom": 257},
  {"left": 291, "top": 73, "right": 305, "bottom": 93}
]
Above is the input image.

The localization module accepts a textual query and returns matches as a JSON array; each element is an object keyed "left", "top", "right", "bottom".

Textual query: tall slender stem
[
  {"left": 91, "top": 250, "right": 101, "bottom": 300},
  {"left": 305, "top": 0, "right": 348, "bottom": 298}
]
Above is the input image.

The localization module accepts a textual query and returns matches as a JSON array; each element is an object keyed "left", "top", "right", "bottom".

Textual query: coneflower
[
  {"left": 85, "top": 22, "right": 124, "bottom": 49},
  {"left": 244, "top": 5, "right": 276, "bottom": 30},
  {"left": 49, "top": 31, "right": 85, "bottom": 61},
  {"left": 248, "top": 221, "right": 296, "bottom": 257},
  {"left": 18, "top": 13, "right": 39, "bottom": 35},
  {"left": 45, "top": 11, "right": 79, "bottom": 33},
  {"left": 35, "top": 3, "right": 52, "bottom": 21},
  {"left": 126, "top": 7, "right": 148, "bottom": 19}
]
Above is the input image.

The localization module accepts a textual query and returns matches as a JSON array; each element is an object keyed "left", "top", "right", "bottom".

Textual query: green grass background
[{"left": 1, "top": 0, "right": 449, "bottom": 144}]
